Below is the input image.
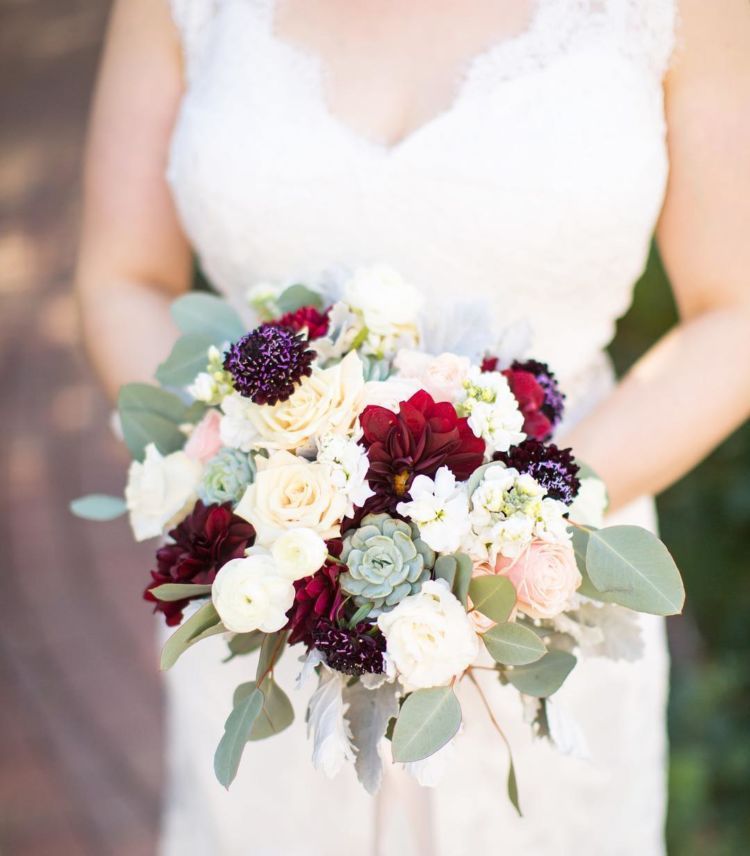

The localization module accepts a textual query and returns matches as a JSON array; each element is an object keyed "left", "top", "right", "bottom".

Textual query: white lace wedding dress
[{"left": 160, "top": 1, "right": 676, "bottom": 853}]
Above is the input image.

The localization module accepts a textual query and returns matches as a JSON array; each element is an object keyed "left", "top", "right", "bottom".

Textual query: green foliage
[
  {"left": 276, "top": 283, "right": 324, "bottom": 314},
  {"left": 155, "top": 332, "right": 214, "bottom": 388},
  {"left": 505, "top": 650, "right": 576, "bottom": 698},
  {"left": 160, "top": 602, "right": 223, "bottom": 670},
  {"left": 149, "top": 583, "right": 213, "bottom": 602},
  {"left": 69, "top": 494, "right": 126, "bottom": 521},
  {"left": 482, "top": 622, "right": 546, "bottom": 666},
  {"left": 391, "top": 687, "right": 462, "bottom": 763},
  {"left": 170, "top": 292, "right": 245, "bottom": 344},
  {"left": 117, "top": 382, "right": 201, "bottom": 461},
  {"left": 433, "top": 552, "right": 474, "bottom": 607},
  {"left": 468, "top": 575, "right": 516, "bottom": 623},
  {"left": 214, "top": 686, "right": 264, "bottom": 789}
]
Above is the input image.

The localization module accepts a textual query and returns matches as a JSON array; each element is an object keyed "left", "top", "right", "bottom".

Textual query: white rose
[
  {"left": 220, "top": 392, "right": 258, "bottom": 452},
  {"left": 378, "top": 579, "right": 478, "bottom": 689},
  {"left": 361, "top": 376, "right": 421, "bottom": 413},
  {"left": 235, "top": 450, "right": 347, "bottom": 544},
  {"left": 394, "top": 350, "right": 470, "bottom": 404},
  {"left": 124, "top": 443, "right": 202, "bottom": 541},
  {"left": 396, "top": 467, "right": 470, "bottom": 554},
  {"left": 271, "top": 528, "right": 328, "bottom": 581},
  {"left": 244, "top": 351, "right": 364, "bottom": 451},
  {"left": 212, "top": 550, "right": 295, "bottom": 633},
  {"left": 343, "top": 265, "right": 423, "bottom": 336}
]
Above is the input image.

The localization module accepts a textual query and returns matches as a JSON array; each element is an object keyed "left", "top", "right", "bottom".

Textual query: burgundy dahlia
[
  {"left": 286, "top": 560, "right": 345, "bottom": 647},
  {"left": 312, "top": 620, "right": 386, "bottom": 676},
  {"left": 223, "top": 325, "right": 315, "bottom": 405},
  {"left": 358, "top": 390, "right": 486, "bottom": 516},
  {"left": 267, "top": 305, "right": 330, "bottom": 340},
  {"left": 144, "top": 501, "right": 255, "bottom": 626},
  {"left": 510, "top": 359, "right": 565, "bottom": 435},
  {"left": 495, "top": 439, "right": 580, "bottom": 505}
]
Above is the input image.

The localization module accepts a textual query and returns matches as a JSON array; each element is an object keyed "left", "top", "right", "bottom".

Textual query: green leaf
[
  {"left": 155, "top": 332, "right": 215, "bottom": 388},
  {"left": 69, "top": 494, "right": 127, "bottom": 521},
  {"left": 468, "top": 576, "right": 516, "bottom": 623},
  {"left": 433, "top": 553, "right": 474, "bottom": 607},
  {"left": 507, "top": 756, "right": 522, "bottom": 817},
  {"left": 506, "top": 650, "right": 576, "bottom": 697},
  {"left": 248, "top": 678, "right": 294, "bottom": 741},
  {"left": 160, "top": 602, "right": 222, "bottom": 670},
  {"left": 586, "top": 525, "right": 685, "bottom": 616},
  {"left": 223, "top": 631, "right": 264, "bottom": 662},
  {"left": 171, "top": 293, "right": 245, "bottom": 344},
  {"left": 391, "top": 687, "right": 462, "bottom": 763},
  {"left": 118, "top": 383, "right": 191, "bottom": 461},
  {"left": 276, "top": 284, "right": 324, "bottom": 315},
  {"left": 213, "top": 686, "right": 264, "bottom": 788},
  {"left": 482, "top": 622, "right": 546, "bottom": 666},
  {"left": 255, "top": 631, "right": 288, "bottom": 683},
  {"left": 149, "top": 583, "right": 213, "bottom": 602},
  {"left": 434, "top": 554, "right": 458, "bottom": 590},
  {"left": 570, "top": 526, "right": 610, "bottom": 601}
]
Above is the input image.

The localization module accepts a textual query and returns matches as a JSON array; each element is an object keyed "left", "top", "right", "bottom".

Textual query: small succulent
[
  {"left": 198, "top": 449, "right": 256, "bottom": 506},
  {"left": 339, "top": 513, "right": 435, "bottom": 615}
]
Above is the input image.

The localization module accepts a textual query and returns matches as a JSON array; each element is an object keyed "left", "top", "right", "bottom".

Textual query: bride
[{"left": 75, "top": 1, "right": 750, "bottom": 854}]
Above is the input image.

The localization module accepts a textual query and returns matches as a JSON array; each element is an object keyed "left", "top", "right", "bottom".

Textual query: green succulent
[
  {"left": 198, "top": 448, "right": 256, "bottom": 505},
  {"left": 339, "top": 513, "right": 436, "bottom": 615}
]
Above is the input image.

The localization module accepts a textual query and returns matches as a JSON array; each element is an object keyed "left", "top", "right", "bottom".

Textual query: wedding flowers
[
  {"left": 396, "top": 466, "right": 470, "bottom": 553},
  {"left": 458, "top": 367, "right": 526, "bottom": 453},
  {"left": 125, "top": 443, "right": 202, "bottom": 541},
  {"left": 393, "top": 350, "right": 470, "bottom": 403},
  {"left": 497, "top": 540, "right": 581, "bottom": 619},
  {"left": 212, "top": 550, "right": 295, "bottom": 633},
  {"left": 316, "top": 433, "right": 374, "bottom": 517},
  {"left": 378, "top": 580, "right": 478, "bottom": 689},
  {"left": 270, "top": 527, "right": 328, "bottom": 581}
]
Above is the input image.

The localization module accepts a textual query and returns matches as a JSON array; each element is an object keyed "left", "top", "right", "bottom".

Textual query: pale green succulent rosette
[
  {"left": 340, "top": 513, "right": 436, "bottom": 616},
  {"left": 198, "top": 448, "right": 256, "bottom": 506}
]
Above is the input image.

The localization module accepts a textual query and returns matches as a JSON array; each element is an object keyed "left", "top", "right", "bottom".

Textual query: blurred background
[{"left": 0, "top": 1, "right": 748, "bottom": 854}]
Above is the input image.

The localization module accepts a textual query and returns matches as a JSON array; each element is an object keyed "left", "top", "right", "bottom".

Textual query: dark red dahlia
[
  {"left": 144, "top": 501, "right": 255, "bottom": 626},
  {"left": 223, "top": 325, "right": 316, "bottom": 405},
  {"left": 358, "top": 390, "right": 485, "bottom": 516},
  {"left": 312, "top": 620, "right": 386, "bottom": 676},
  {"left": 286, "top": 560, "right": 345, "bottom": 647},
  {"left": 494, "top": 439, "right": 580, "bottom": 505},
  {"left": 267, "top": 305, "right": 330, "bottom": 340},
  {"left": 509, "top": 359, "right": 565, "bottom": 436}
]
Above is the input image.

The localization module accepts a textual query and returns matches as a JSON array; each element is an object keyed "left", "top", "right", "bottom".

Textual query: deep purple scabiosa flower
[
  {"left": 511, "top": 359, "right": 565, "bottom": 430},
  {"left": 223, "top": 325, "right": 316, "bottom": 405},
  {"left": 312, "top": 620, "right": 386, "bottom": 676},
  {"left": 495, "top": 439, "right": 581, "bottom": 505}
]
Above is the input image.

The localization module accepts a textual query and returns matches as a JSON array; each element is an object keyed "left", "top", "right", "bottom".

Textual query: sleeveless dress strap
[{"left": 168, "top": 0, "right": 222, "bottom": 80}]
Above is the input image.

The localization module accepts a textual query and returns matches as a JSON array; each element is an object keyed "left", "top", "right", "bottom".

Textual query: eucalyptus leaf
[
  {"left": 586, "top": 525, "right": 684, "bottom": 616},
  {"left": 391, "top": 687, "right": 462, "bottom": 763},
  {"left": 69, "top": 494, "right": 127, "bottom": 521},
  {"left": 507, "top": 756, "right": 522, "bottom": 817},
  {"left": 224, "top": 631, "right": 264, "bottom": 662},
  {"left": 213, "top": 686, "right": 264, "bottom": 788},
  {"left": 468, "top": 576, "right": 516, "bottom": 623},
  {"left": 149, "top": 583, "right": 213, "bottom": 602},
  {"left": 248, "top": 678, "right": 295, "bottom": 741},
  {"left": 506, "top": 650, "right": 577, "bottom": 698},
  {"left": 118, "top": 383, "right": 192, "bottom": 461},
  {"left": 256, "top": 631, "right": 288, "bottom": 683},
  {"left": 160, "top": 602, "right": 222, "bottom": 670},
  {"left": 569, "top": 526, "right": 610, "bottom": 601},
  {"left": 276, "top": 283, "right": 324, "bottom": 314},
  {"left": 171, "top": 292, "right": 245, "bottom": 344},
  {"left": 434, "top": 553, "right": 473, "bottom": 607},
  {"left": 155, "top": 332, "right": 215, "bottom": 388},
  {"left": 482, "top": 622, "right": 546, "bottom": 666}
]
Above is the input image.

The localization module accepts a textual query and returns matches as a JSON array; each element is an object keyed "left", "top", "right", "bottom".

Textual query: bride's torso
[{"left": 167, "top": 0, "right": 675, "bottom": 390}]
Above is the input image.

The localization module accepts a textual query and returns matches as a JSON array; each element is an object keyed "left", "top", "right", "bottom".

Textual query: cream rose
[
  {"left": 212, "top": 550, "right": 295, "bottom": 633},
  {"left": 378, "top": 579, "right": 478, "bottom": 689},
  {"left": 343, "top": 265, "right": 423, "bottom": 336},
  {"left": 497, "top": 539, "right": 582, "bottom": 620},
  {"left": 235, "top": 450, "right": 347, "bottom": 544},
  {"left": 394, "top": 350, "right": 470, "bottom": 404},
  {"left": 270, "top": 528, "right": 328, "bottom": 581},
  {"left": 124, "top": 443, "right": 202, "bottom": 541},
  {"left": 245, "top": 351, "right": 364, "bottom": 451}
]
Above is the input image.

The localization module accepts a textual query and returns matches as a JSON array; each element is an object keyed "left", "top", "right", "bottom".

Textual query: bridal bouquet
[{"left": 72, "top": 265, "right": 684, "bottom": 809}]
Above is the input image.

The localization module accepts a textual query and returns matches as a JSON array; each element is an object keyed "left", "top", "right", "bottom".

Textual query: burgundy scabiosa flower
[
  {"left": 223, "top": 325, "right": 316, "bottom": 405},
  {"left": 495, "top": 439, "right": 581, "bottom": 505},
  {"left": 144, "top": 501, "right": 256, "bottom": 626},
  {"left": 358, "top": 390, "right": 486, "bottom": 516},
  {"left": 510, "top": 359, "right": 565, "bottom": 435},
  {"left": 267, "top": 305, "right": 330, "bottom": 340},
  {"left": 502, "top": 367, "right": 552, "bottom": 441},
  {"left": 312, "top": 619, "right": 386, "bottom": 676},
  {"left": 286, "top": 560, "right": 345, "bottom": 647}
]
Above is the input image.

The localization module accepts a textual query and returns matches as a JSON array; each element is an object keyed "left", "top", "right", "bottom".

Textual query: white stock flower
[
  {"left": 467, "top": 465, "right": 569, "bottom": 561},
  {"left": 270, "top": 528, "right": 328, "bottom": 581},
  {"left": 219, "top": 392, "right": 259, "bottom": 452},
  {"left": 125, "top": 443, "right": 202, "bottom": 541},
  {"left": 316, "top": 433, "right": 374, "bottom": 516},
  {"left": 460, "top": 367, "right": 525, "bottom": 453},
  {"left": 378, "top": 579, "right": 478, "bottom": 689},
  {"left": 396, "top": 467, "right": 470, "bottom": 553},
  {"left": 211, "top": 550, "right": 295, "bottom": 633},
  {"left": 567, "top": 476, "right": 608, "bottom": 528},
  {"left": 187, "top": 346, "right": 234, "bottom": 405}
]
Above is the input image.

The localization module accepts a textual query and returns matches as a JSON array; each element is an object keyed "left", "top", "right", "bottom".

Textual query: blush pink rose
[
  {"left": 394, "top": 350, "right": 470, "bottom": 403},
  {"left": 497, "top": 539, "right": 581, "bottom": 620},
  {"left": 184, "top": 409, "right": 223, "bottom": 464}
]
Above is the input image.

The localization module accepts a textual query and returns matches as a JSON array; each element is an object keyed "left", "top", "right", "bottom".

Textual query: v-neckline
[{"left": 264, "top": 0, "right": 554, "bottom": 159}]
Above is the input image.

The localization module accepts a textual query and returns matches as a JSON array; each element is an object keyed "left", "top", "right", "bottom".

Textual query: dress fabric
[{"left": 161, "top": 1, "right": 676, "bottom": 853}]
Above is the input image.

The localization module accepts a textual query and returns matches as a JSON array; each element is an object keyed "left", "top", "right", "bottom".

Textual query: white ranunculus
[
  {"left": 567, "top": 476, "right": 608, "bottom": 528},
  {"left": 220, "top": 392, "right": 259, "bottom": 452},
  {"left": 316, "top": 433, "right": 374, "bottom": 516},
  {"left": 361, "top": 376, "right": 421, "bottom": 413},
  {"left": 343, "top": 264, "right": 423, "bottom": 336},
  {"left": 235, "top": 450, "right": 347, "bottom": 544},
  {"left": 396, "top": 466, "right": 470, "bottom": 553},
  {"left": 211, "top": 550, "right": 295, "bottom": 633},
  {"left": 124, "top": 443, "right": 202, "bottom": 541},
  {"left": 378, "top": 579, "right": 478, "bottom": 689},
  {"left": 270, "top": 528, "right": 328, "bottom": 581}
]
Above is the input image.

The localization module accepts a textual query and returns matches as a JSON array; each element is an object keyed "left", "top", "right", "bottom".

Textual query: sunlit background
[{"left": 1, "top": 1, "right": 748, "bottom": 854}]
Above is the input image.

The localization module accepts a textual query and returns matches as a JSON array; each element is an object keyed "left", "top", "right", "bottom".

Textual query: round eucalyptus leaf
[
  {"left": 214, "top": 687, "right": 264, "bottom": 788},
  {"left": 171, "top": 293, "right": 245, "bottom": 344},
  {"left": 482, "top": 622, "right": 546, "bottom": 666},
  {"left": 391, "top": 687, "right": 461, "bottom": 763},
  {"left": 468, "top": 575, "right": 517, "bottom": 623},
  {"left": 69, "top": 494, "right": 127, "bottom": 521},
  {"left": 506, "top": 650, "right": 577, "bottom": 698},
  {"left": 155, "top": 332, "right": 215, "bottom": 388}
]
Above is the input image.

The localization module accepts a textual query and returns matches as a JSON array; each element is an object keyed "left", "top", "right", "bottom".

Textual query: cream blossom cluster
[
  {"left": 396, "top": 467, "right": 470, "bottom": 553},
  {"left": 188, "top": 345, "right": 235, "bottom": 406},
  {"left": 316, "top": 433, "right": 374, "bottom": 517},
  {"left": 457, "top": 367, "right": 526, "bottom": 454}
]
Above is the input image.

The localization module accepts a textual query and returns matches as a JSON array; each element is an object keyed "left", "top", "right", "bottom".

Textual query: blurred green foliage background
[{"left": 610, "top": 247, "right": 750, "bottom": 855}]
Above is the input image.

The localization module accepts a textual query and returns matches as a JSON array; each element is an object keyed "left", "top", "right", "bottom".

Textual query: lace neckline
[{"left": 258, "top": 0, "right": 572, "bottom": 158}]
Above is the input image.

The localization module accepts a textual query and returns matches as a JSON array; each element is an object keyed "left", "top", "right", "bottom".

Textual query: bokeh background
[{"left": 1, "top": 1, "right": 748, "bottom": 854}]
